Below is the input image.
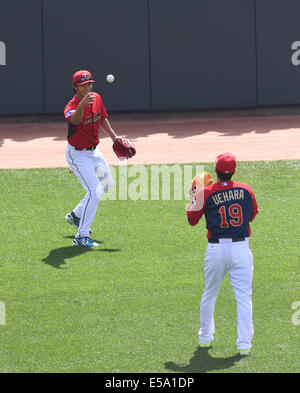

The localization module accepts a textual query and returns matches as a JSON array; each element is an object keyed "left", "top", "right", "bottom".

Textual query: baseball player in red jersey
[
  {"left": 187, "top": 153, "right": 259, "bottom": 355},
  {"left": 64, "top": 70, "right": 119, "bottom": 247}
]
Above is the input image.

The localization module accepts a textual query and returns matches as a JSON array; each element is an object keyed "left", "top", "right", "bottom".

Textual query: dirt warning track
[{"left": 0, "top": 107, "right": 300, "bottom": 169}]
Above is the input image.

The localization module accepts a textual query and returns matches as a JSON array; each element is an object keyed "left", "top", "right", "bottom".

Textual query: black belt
[
  {"left": 208, "top": 237, "right": 245, "bottom": 243},
  {"left": 75, "top": 145, "right": 97, "bottom": 151}
]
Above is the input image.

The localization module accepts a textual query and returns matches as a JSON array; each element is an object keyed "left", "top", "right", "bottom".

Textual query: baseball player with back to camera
[
  {"left": 187, "top": 153, "right": 259, "bottom": 355},
  {"left": 64, "top": 70, "right": 136, "bottom": 247}
]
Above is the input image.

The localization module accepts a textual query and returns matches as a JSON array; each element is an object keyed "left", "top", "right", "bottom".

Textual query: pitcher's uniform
[
  {"left": 64, "top": 90, "right": 113, "bottom": 239},
  {"left": 187, "top": 153, "right": 258, "bottom": 352}
]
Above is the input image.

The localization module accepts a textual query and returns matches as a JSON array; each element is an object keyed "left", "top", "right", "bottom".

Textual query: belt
[
  {"left": 208, "top": 237, "right": 245, "bottom": 243},
  {"left": 75, "top": 145, "right": 97, "bottom": 151}
]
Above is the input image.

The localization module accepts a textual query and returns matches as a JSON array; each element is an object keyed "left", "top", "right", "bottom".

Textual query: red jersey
[
  {"left": 64, "top": 92, "right": 107, "bottom": 149},
  {"left": 187, "top": 181, "right": 259, "bottom": 240}
]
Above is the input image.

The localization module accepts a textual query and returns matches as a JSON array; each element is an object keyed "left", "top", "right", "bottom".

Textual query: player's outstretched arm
[{"left": 100, "top": 118, "right": 118, "bottom": 141}]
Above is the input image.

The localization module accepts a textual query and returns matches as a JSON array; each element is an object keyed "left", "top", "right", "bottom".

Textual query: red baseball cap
[
  {"left": 73, "top": 70, "right": 95, "bottom": 85},
  {"left": 215, "top": 153, "right": 236, "bottom": 174}
]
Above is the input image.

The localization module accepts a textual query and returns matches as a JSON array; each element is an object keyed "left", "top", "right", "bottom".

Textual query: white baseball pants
[
  {"left": 198, "top": 238, "right": 254, "bottom": 351},
  {"left": 66, "top": 143, "right": 113, "bottom": 238}
]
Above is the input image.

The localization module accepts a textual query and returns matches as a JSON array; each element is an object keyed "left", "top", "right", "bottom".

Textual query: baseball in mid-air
[{"left": 106, "top": 74, "right": 115, "bottom": 83}]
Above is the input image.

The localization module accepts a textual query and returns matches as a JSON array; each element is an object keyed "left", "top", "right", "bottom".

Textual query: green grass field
[{"left": 0, "top": 160, "right": 299, "bottom": 373}]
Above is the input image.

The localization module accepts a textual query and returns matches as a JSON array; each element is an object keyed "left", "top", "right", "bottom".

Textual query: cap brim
[{"left": 75, "top": 79, "right": 95, "bottom": 85}]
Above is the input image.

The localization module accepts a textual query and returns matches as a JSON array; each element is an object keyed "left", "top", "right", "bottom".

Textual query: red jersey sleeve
[
  {"left": 249, "top": 188, "right": 259, "bottom": 221},
  {"left": 187, "top": 209, "right": 204, "bottom": 226},
  {"left": 96, "top": 94, "right": 108, "bottom": 120},
  {"left": 186, "top": 189, "right": 206, "bottom": 226},
  {"left": 64, "top": 103, "right": 76, "bottom": 125}
]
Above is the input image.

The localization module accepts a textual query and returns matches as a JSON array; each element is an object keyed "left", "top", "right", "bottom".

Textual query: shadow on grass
[
  {"left": 42, "top": 242, "right": 121, "bottom": 269},
  {"left": 165, "top": 347, "right": 243, "bottom": 373}
]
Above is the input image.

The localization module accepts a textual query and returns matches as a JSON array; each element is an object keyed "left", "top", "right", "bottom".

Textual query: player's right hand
[{"left": 79, "top": 92, "right": 95, "bottom": 108}]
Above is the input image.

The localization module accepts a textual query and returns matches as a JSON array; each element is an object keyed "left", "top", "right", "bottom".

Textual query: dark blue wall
[
  {"left": 1, "top": 0, "right": 300, "bottom": 115},
  {"left": 256, "top": 0, "right": 300, "bottom": 105},
  {"left": 149, "top": 0, "right": 257, "bottom": 110},
  {"left": 0, "top": 1, "right": 44, "bottom": 114},
  {"left": 43, "top": 0, "right": 150, "bottom": 113}
]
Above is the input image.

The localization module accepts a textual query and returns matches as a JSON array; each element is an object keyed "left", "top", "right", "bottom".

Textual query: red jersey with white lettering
[
  {"left": 187, "top": 181, "right": 259, "bottom": 240},
  {"left": 64, "top": 92, "right": 107, "bottom": 149}
]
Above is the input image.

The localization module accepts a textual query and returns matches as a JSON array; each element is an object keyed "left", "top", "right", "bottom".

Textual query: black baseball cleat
[
  {"left": 64, "top": 212, "right": 92, "bottom": 234},
  {"left": 65, "top": 212, "right": 80, "bottom": 228},
  {"left": 73, "top": 237, "right": 99, "bottom": 247}
]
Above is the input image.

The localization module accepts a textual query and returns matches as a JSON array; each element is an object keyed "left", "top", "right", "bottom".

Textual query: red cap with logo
[
  {"left": 215, "top": 153, "right": 236, "bottom": 174},
  {"left": 73, "top": 70, "right": 95, "bottom": 85}
]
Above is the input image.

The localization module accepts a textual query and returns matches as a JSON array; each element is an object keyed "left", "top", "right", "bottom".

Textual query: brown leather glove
[{"left": 188, "top": 172, "right": 214, "bottom": 199}]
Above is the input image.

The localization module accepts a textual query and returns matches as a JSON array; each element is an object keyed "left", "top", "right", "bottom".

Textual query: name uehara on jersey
[{"left": 211, "top": 189, "right": 245, "bottom": 206}]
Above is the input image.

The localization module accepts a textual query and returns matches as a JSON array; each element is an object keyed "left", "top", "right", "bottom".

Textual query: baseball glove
[
  {"left": 113, "top": 137, "right": 136, "bottom": 160},
  {"left": 188, "top": 171, "right": 213, "bottom": 199}
]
